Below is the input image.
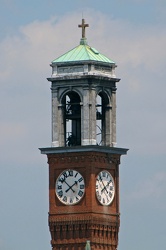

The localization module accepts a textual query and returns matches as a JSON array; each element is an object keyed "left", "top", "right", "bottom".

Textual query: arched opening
[
  {"left": 96, "top": 92, "right": 109, "bottom": 145},
  {"left": 62, "top": 91, "right": 81, "bottom": 146}
]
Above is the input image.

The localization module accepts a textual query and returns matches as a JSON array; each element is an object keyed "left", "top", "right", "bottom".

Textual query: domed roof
[
  {"left": 52, "top": 19, "right": 115, "bottom": 65},
  {"left": 52, "top": 38, "right": 115, "bottom": 64}
]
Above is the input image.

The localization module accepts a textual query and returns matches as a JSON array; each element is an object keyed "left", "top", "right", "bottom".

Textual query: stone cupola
[{"left": 47, "top": 19, "right": 120, "bottom": 148}]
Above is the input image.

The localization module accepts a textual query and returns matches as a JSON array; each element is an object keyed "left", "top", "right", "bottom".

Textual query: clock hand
[
  {"left": 97, "top": 179, "right": 103, "bottom": 189},
  {"left": 101, "top": 180, "right": 112, "bottom": 193},
  {"left": 63, "top": 180, "right": 71, "bottom": 188},
  {"left": 63, "top": 180, "right": 75, "bottom": 193},
  {"left": 106, "top": 180, "right": 112, "bottom": 189},
  {"left": 65, "top": 181, "right": 77, "bottom": 193},
  {"left": 101, "top": 186, "right": 108, "bottom": 194},
  {"left": 97, "top": 179, "right": 108, "bottom": 197},
  {"left": 99, "top": 176, "right": 108, "bottom": 194},
  {"left": 101, "top": 184, "right": 109, "bottom": 194}
]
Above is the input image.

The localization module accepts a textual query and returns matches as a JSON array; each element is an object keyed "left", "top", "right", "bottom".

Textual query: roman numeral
[
  {"left": 80, "top": 184, "right": 84, "bottom": 189},
  {"left": 78, "top": 177, "right": 83, "bottom": 182},
  {"left": 58, "top": 190, "right": 63, "bottom": 198},
  {"left": 102, "top": 171, "right": 106, "bottom": 177},
  {"left": 70, "top": 198, "right": 73, "bottom": 204},
  {"left": 69, "top": 170, "right": 73, "bottom": 176},
  {"left": 78, "top": 190, "right": 83, "bottom": 197}
]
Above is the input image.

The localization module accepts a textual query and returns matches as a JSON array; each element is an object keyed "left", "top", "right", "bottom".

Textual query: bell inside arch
[{"left": 63, "top": 92, "right": 81, "bottom": 146}]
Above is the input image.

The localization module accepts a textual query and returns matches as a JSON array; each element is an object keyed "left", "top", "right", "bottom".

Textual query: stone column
[
  {"left": 89, "top": 87, "right": 96, "bottom": 145},
  {"left": 58, "top": 104, "right": 65, "bottom": 147},
  {"left": 111, "top": 87, "right": 117, "bottom": 147},
  {"left": 82, "top": 87, "right": 96, "bottom": 145},
  {"left": 51, "top": 87, "right": 59, "bottom": 147},
  {"left": 82, "top": 87, "right": 90, "bottom": 145},
  {"left": 105, "top": 104, "right": 112, "bottom": 147}
]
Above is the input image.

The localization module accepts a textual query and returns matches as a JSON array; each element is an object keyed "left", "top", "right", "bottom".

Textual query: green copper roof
[{"left": 52, "top": 39, "right": 115, "bottom": 64}]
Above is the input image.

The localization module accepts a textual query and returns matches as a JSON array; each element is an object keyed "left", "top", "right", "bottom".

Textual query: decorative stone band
[{"left": 49, "top": 214, "right": 120, "bottom": 225}]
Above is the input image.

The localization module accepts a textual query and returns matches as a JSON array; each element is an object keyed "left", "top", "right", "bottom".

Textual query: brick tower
[{"left": 40, "top": 19, "right": 128, "bottom": 250}]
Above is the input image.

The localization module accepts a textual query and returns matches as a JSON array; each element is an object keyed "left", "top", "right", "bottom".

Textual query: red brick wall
[{"left": 47, "top": 150, "right": 121, "bottom": 250}]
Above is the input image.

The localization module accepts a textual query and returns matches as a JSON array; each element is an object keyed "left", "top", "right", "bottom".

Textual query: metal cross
[{"left": 78, "top": 19, "right": 89, "bottom": 38}]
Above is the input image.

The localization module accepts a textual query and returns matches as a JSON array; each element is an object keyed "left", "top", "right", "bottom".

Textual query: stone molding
[
  {"left": 48, "top": 153, "right": 120, "bottom": 165},
  {"left": 49, "top": 214, "right": 120, "bottom": 225}
]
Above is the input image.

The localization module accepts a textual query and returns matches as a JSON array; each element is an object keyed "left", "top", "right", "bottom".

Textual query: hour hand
[
  {"left": 64, "top": 180, "right": 75, "bottom": 193},
  {"left": 65, "top": 181, "right": 77, "bottom": 193},
  {"left": 101, "top": 186, "right": 108, "bottom": 194},
  {"left": 99, "top": 176, "right": 108, "bottom": 194}
]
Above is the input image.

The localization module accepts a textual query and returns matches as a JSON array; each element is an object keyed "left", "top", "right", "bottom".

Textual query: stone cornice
[{"left": 39, "top": 145, "right": 128, "bottom": 156}]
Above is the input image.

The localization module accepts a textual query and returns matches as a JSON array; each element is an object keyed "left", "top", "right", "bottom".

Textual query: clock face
[
  {"left": 96, "top": 170, "right": 115, "bottom": 205},
  {"left": 55, "top": 169, "right": 85, "bottom": 205}
]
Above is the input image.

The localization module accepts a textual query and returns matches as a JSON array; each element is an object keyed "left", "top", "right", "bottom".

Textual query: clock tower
[{"left": 40, "top": 19, "right": 128, "bottom": 250}]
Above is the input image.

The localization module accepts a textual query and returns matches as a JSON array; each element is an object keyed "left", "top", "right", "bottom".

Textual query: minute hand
[
  {"left": 65, "top": 181, "right": 77, "bottom": 193},
  {"left": 101, "top": 180, "right": 112, "bottom": 193},
  {"left": 64, "top": 180, "right": 75, "bottom": 193},
  {"left": 99, "top": 176, "right": 108, "bottom": 194}
]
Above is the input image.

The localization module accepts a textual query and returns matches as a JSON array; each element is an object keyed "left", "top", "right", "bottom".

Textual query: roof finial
[
  {"left": 78, "top": 19, "right": 89, "bottom": 39},
  {"left": 85, "top": 240, "right": 91, "bottom": 250}
]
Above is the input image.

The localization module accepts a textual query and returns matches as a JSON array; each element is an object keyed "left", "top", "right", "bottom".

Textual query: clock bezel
[
  {"left": 55, "top": 169, "right": 85, "bottom": 205},
  {"left": 96, "top": 170, "right": 115, "bottom": 206}
]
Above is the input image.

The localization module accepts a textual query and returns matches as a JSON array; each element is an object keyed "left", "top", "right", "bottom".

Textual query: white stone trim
[
  {"left": 51, "top": 141, "right": 59, "bottom": 147},
  {"left": 82, "top": 139, "right": 96, "bottom": 145}
]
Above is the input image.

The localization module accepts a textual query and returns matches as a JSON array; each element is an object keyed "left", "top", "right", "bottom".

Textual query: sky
[{"left": 0, "top": 0, "right": 166, "bottom": 249}]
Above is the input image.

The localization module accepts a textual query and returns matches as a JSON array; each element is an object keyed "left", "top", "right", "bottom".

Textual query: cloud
[
  {"left": 0, "top": 9, "right": 166, "bottom": 250},
  {"left": 0, "top": 10, "right": 166, "bottom": 165},
  {"left": 88, "top": 15, "right": 166, "bottom": 73},
  {"left": 1, "top": 10, "right": 165, "bottom": 84}
]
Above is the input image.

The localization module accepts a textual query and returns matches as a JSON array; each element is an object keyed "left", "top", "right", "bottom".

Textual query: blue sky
[{"left": 0, "top": 1, "right": 166, "bottom": 250}]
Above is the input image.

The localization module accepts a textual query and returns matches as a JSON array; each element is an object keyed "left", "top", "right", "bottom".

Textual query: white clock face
[
  {"left": 55, "top": 169, "right": 85, "bottom": 205},
  {"left": 96, "top": 170, "right": 115, "bottom": 205}
]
